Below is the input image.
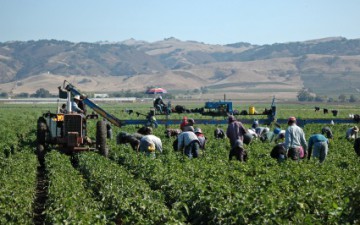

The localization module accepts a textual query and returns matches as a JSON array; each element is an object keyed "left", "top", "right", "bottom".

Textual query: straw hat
[
  {"left": 194, "top": 128, "right": 202, "bottom": 134},
  {"left": 353, "top": 126, "right": 359, "bottom": 132}
]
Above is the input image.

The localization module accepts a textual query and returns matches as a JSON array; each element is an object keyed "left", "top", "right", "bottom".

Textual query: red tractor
[{"left": 36, "top": 81, "right": 113, "bottom": 163}]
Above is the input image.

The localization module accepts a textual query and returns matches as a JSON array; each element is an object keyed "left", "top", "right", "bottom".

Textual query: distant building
[{"left": 94, "top": 93, "right": 109, "bottom": 98}]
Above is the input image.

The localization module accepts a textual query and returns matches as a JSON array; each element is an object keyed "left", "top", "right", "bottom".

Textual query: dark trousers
[{"left": 229, "top": 147, "right": 247, "bottom": 162}]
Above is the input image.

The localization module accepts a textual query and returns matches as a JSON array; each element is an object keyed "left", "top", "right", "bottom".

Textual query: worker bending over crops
[
  {"left": 346, "top": 126, "right": 358, "bottom": 140},
  {"left": 270, "top": 143, "right": 287, "bottom": 162},
  {"left": 177, "top": 127, "right": 200, "bottom": 158},
  {"left": 139, "top": 127, "right": 162, "bottom": 158},
  {"left": 321, "top": 127, "right": 334, "bottom": 139},
  {"left": 182, "top": 118, "right": 195, "bottom": 132},
  {"left": 194, "top": 127, "right": 207, "bottom": 150},
  {"left": 307, "top": 133, "right": 329, "bottom": 163}
]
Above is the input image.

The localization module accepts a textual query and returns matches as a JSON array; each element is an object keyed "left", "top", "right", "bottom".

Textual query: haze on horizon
[{"left": 1, "top": 0, "right": 360, "bottom": 45}]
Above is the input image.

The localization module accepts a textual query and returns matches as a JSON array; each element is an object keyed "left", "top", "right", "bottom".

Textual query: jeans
[
  {"left": 312, "top": 141, "right": 328, "bottom": 163},
  {"left": 184, "top": 141, "right": 200, "bottom": 158},
  {"left": 155, "top": 104, "right": 163, "bottom": 113}
]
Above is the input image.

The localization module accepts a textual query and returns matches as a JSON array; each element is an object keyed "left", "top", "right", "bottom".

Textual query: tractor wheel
[
  {"left": 37, "top": 117, "right": 47, "bottom": 145},
  {"left": 37, "top": 117, "right": 48, "bottom": 165},
  {"left": 96, "top": 120, "right": 108, "bottom": 157},
  {"left": 36, "top": 144, "right": 46, "bottom": 166}
]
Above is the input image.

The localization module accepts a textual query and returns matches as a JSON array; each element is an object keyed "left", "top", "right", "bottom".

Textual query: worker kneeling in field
[
  {"left": 139, "top": 127, "right": 162, "bottom": 158},
  {"left": 307, "top": 133, "right": 329, "bottom": 163},
  {"left": 177, "top": 127, "right": 200, "bottom": 159},
  {"left": 229, "top": 139, "right": 248, "bottom": 162}
]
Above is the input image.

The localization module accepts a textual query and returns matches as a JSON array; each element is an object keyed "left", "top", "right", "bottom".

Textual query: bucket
[{"left": 249, "top": 106, "right": 255, "bottom": 115}]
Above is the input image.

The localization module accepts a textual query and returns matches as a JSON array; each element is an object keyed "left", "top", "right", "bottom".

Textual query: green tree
[
  {"left": 201, "top": 86, "right": 209, "bottom": 94},
  {"left": 315, "top": 95, "right": 327, "bottom": 102},
  {"left": 16, "top": 92, "right": 29, "bottom": 98},
  {"left": 297, "top": 88, "right": 312, "bottom": 101},
  {"left": 349, "top": 94, "right": 358, "bottom": 103},
  {"left": 32, "top": 88, "right": 52, "bottom": 98},
  {"left": 0, "top": 92, "right": 9, "bottom": 98},
  {"left": 338, "top": 94, "right": 347, "bottom": 102}
]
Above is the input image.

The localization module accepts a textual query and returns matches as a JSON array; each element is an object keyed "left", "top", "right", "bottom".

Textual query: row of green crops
[
  {"left": 0, "top": 103, "right": 359, "bottom": 224},
  {"left": 44, "top": 151, "right": 108, "bottom": 224},
  {"left": 76, "top": 152, "right": 185, "bottom": 224},
  {"left": 0, "top": 106, "right": 38, "bottom": 157},
  {"left": 0, "top": 148, "right": 38, "bottom": 225}
]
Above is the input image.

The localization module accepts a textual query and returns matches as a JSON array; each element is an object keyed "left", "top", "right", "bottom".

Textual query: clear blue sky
[{"left": 1, "top": 0, "right": 359, "bottom": 45}]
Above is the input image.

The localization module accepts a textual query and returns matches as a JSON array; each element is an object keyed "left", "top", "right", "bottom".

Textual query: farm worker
[
  {"left": 270, "top": 143, "right": 287, "bottom": 162},
  {"left": 182, "top": 118, "right": 195, "bottom": 132},
  {"left": 180, "top": 116, "right": 188, "bottom": 130},
  {"left": 194, "top": 127, "right": 207, "bottom": 150},
  {"left": 353, "top": 138, "right": 360, "bottom": 156},
  {"left": 214, "top": 127, "right": 226, "bottom": 139},
  {"left": 226, "top": 115, "right": 247, "bottom": 148},
  {"left": 71, "top": 95, "right": 84, "bottom": 114},
  {"left": 229, "top": 139, "right": 248, "bottom": 162},
  {"left": 139, "top": 127, "right": 162, "bottom": 158},
  {"left": 307, "top": 134, "right": 329, "bottom": 163},
  {"left": 252, "top": 120, "right": 259, "bottom": 129},
  {"left": 78, "top": 95, "right": 87, "bottom": 114},
  {"left": 284, "top": 117, "right": 307, "bottom": 160},
  {"left": 274, "top": 128, "right": 286, "bottom": 143},
  {"left": 243, "top": 133, "right": 254, "bottom": 145},
  {"left": 154, "top": 96, "right": 166, "bottom": 113},
  {"left": 59, "top": 103, "right": 67, "bottom": 113},
  {"left": 177, "top": 127, "right": 200, "bottom": 158},
  {"left": 321, "top": 126, "right": 334, "bottom": 139},
  {"left": 255, "top": 126, "right": 269, "bottom": 137},
  {"left": 260, "top": 130, "right": 275, "bottom": 143},
  {"left": 248, "top": 128, "right": 258, "bottom": 139},
  {"left": 146, "top": 112, "right": 158, "bottom": 128},
  {"left": 345, "top": 126, "right": 359, "bottom": 140}
]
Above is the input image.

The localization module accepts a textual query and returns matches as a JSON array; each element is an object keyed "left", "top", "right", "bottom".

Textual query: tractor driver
[
  {"left": 154, "top": 96, "right": 166, "bottom": 113},
  {"left": 72, "top": 95, "right": 84, "bottom": 114}
]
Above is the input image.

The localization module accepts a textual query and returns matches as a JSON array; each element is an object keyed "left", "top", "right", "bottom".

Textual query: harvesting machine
[{"left": 36, "top": 80, "right": 123, "bottom": 162}]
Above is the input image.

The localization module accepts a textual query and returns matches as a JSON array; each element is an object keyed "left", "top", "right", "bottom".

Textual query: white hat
[{"left": 74, "top": 95, "right": 81, "bottom": 100}]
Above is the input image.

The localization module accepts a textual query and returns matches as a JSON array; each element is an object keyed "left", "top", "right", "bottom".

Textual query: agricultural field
[{"left": 0, "top": 102, "right": 359, "bottom": 225}]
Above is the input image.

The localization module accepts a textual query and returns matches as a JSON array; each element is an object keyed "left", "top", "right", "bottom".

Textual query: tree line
[
  {"left": 0, "top": 88, "right": 175, "bottom": 99},
  {"left": 297, "top": 88, "right": 358, "bottom": 102}
]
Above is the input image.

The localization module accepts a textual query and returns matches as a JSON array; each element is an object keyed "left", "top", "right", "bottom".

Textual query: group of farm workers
[
  {"left": 230, "top": 115, "right": 360, "bottom": 163},
  {"left": 137, "top": 117, "right": 207, "bottom": 158},
  {"left": 68, "top": 95, "right": 360, "bottom": 160}
]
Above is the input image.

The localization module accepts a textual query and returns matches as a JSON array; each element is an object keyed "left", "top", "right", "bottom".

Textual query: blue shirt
[{"left": 308, "top": 134, "right": 328, "bottom": 151}]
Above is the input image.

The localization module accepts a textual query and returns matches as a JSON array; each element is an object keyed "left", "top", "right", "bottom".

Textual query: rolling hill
[{"left": 1, "top": 37, "right": 360, "bottom": 100}]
